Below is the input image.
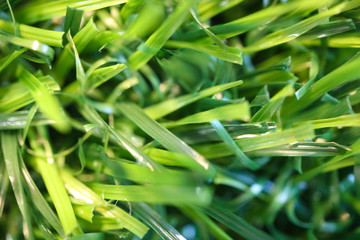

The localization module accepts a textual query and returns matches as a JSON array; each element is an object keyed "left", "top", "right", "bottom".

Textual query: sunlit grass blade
[
  {"left": 145, "top": 80, "right": 243, "bottom": 119},
  {"left": 0, "top": 48, "right": 26, "bottom": 73},
  {"left": 66, "top": 233, "right": 104, "bottom": 240},
  {"left": 295, "top": 52, "right": 319, "bottom": 100},
  {"left": 118, "top": 102, "right": 216, "bottom": 178},
  {"left": 80, "top": 103, "right": 164, "bottom": 171},
  {"left": 0, "top": 110, "right": 53, "bottom": 130},
  {"left": 1, "top": 131, "right": 34, "bottom": 240},
  {"left": 285, "top": 51, "right": 360, "bottom": 115},
  {"left": 0, "top": 163, "right": 9, "bottom": 217},
  {"left": 250, "top": 82, "right": 294, "bottom": 123},
  {"left": 178, "top": 0, "right": 330, "bottom": 41},
  {"left": 171, "top": 121, "right": 276, "bottom": 145},
  {"left": 299, "top": 19, "right": 355, "bottom": 40},
  {"left": 165, "top": 101, "right": 250, "bottom": 128},
  {"left": 85, "top": 63, "right": 127, "bottom": 91},
  {"left": 20, "top": 158, "right": 65, "bottom": 237},
  {"left": 309, "top": 114, "right": 360, "bottom": 129},
  {"left": 132, "top": 202, "right": 187, "bottom": 240},
  {"left": 0, "top": 19, "right": 63, "bottom": 47},
  {"left": 60, "top": 170, "right": 149, "bottom": 238},
  {"left": 198, "top": 0, "right": 244, "bottom": 21},
  {"left": 29, "top": 128, "right": 79, "bottom": 235},
  {"left": 15, "top": 0, "right": 127, "bottom": 24},
  {"left": 195, "top": 123, "right": 315, "bottom": 159},
  {"left": 243, "top": 1, "right": 360, "bottom": 53},
  {"left": 19, "top": 69, "right": 70, "bottom": 132},
  {"left": 211, "top": 120, "right": 260, "bottom": 170},
  {"left": 166, "top": 40, "right": 242, "bottom": 64},
  {"left": 128, "top": 0, "right": 197, "bottom": 70},
  {"left": 247, "top": 142, "right": 350, "bottom": 157},
  {"left": 295, "top": 139, "right": 360, "bottom": 182},
  {"left": 0, "top": 33, "right": 54, "bottom": 61},
  {"left": 91, "top": 183, "right": 213, "bottom": 205}
]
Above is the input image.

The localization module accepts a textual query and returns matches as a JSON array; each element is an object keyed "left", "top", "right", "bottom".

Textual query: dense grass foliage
[{"left": 1, "top": 0, "right": 360, "bottom": 239}]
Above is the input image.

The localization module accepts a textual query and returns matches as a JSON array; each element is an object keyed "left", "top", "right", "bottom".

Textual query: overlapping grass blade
[
  {"left": 1, "top": 131, "right": 34, "bottom": 240},
  {"left": 118, "top": 102, "right": 216, "bottom": 178},
  {"left": 128, "top": 0, "right": 197, "bottom": 70},
  {"left": 20, "top": 159, "right": 65, "bottom": 237},
  {"left": 29, "top": 128, "right": 78, "bottom": 235},
  {"left": 91, "top": 183, "right": 212, "bottom": 205},
  {"left": 60, "top": 170, "right": 149, "bottom": 238},
  {"left": 145, "top": 80, "right": 243, "bottom": 119},
  {"left": 15, "top": 0, "right": 127, "bottom": 24},
  {"left": 132, "top": 202, "right": 186, "bottom": 240},
  {"left": 195, "top": 123, "right": 315, "bottom": 159},
  {"left": 19, "top": 69, "right": 70, "bottom": 132},
  {"left": 206, "top": 204, "right": 275, "bottom": 240}
]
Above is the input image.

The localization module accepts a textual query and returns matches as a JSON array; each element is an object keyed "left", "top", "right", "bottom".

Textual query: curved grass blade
[
  {"left": 166, "top": 101, "right": 250, "bottom": 128},
  {"left": 0, "top": 19, "right": 63, "bottom": 47},
  {"left": 211, "top": 120, "right": 260, "bottom": 170},
  {"left": 286, "top": 52, "right": 360, "bottom": 115},
  {"left": 195, "top": 123, "right": 315, "bottom": 159},
  {"left": 0, "top": 48, "right": 26, "bottom": 74},
  {"left": 1, "top": 131, "right": 34, "bottom": 240},
  {"left": 29, "top": 128, "right": 79, "bottom": 235},
  {"left": 20, "top": 158, "right": 65, "bottom": 237},
  {"left": 19, "top": 69, "right": 70, "bottom": 133},
  {"left": 15, "top": 0, "right": 127, "bottom": 24},
  {"left": 206, "top": 204, "right": 275, "bottom": 240},
  {"left": 133, "top": 202, "right": 187, "bottom": 240},
  {"left": 118, "top": 103, "right": 216, "bottom": 179},
  {"left": 63, "top": 7, "right": 84, "bottom": 46},
  {"left": 128, "top": 0, "right": 197, "bottom": 70},
  {"left": 145, "top": 80, "right": 243, "bottom": 119},
  {"left": 60, "top": 170, "right": 149, "bottom": 238},
  {"left": 0, "top": 33, "right": 54, "bottom": 61}
]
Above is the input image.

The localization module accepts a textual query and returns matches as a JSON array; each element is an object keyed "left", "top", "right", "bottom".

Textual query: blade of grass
[
  {"left": 165, "top": 101, "right": 250, "bottom": 128},
  {"left": 20, "top": 158, "right": 65, "bottom": 237},
  {"left": 0, "top": 48, "right": 26, "bottom": 73},
  {"left": 181, "top": 206, "right": 233, "bottom": 240},
  {"left": 15, "top": 0, "right": 127, "bottom": 24},
  {"left": 211, "top": 120, "right": 260, "bottom": 170},
  {"left": 250, "top": 82, "right": 294, "bottom": 123},
  {"left": 243, "top": 1, "right": 360, "bottom": 53},
  {"left": 132, "top": 202, "right": 187, "bottom": 240},
  {"left": 91, "top": 183, "right": 213, "bottom": 205},
  {"left": 60, "top": 170, "right": 149, "bottom": 238},
  {"left": 195, "top": 123, "right": 315, "bottom": 159},
  {"left": 0, "top": 19, "right": 63, "bottom": 47},
  {"left": 29, "top": 128, "right": 79, "bottom": 235},
  {"left": 128, "top": 0, "right": 197, "bottom": 70},
  {"left": 118, "top": 102, "right": 216, "bottom": 179},
  {"left": 19, "top": 69, "right": 70, "bottom": 133},
  {"left": 63, "top": 7, "right": 84, "bottom": 46},
  {"left": 206, "top": 204, "right": 275, "bottom": 240},
  {"left": 285, "top": 52, "right": 360, "bottom": 115},
  {"left": 1, "top": 131, "right": 34, "bottom": 240},
  {"left": 145, "top": 80, "right": 243, "bottom": 119},
  {"left": 80, "top": 103, "right": 164, "bottom": 171},
  {"left": 0, "top": 33, "right": 54, "bottom": 61}
]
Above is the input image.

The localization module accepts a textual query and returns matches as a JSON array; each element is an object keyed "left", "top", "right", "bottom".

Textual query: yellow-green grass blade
[
  {"left": 19, "top": 69, "right": 70, "bottom": 133},
  {"left": 1, "top": 131, "right": 35, "bottom": 240},
  {"left": 145, "top": 80, "right": 243, "bottom": 120}
]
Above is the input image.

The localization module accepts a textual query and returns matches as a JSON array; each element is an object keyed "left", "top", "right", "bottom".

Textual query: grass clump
[{"left": 1, "top": 0, "right": 360, "bottom": 239}]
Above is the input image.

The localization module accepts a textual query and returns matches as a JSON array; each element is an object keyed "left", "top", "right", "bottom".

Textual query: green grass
[{"left": 1, "top": 0, "right": 360, "bottom": 239}]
